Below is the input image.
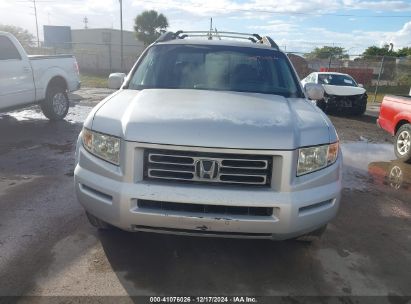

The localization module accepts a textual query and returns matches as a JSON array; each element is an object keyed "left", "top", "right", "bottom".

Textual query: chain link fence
[
  {"left": 26, "top": 42, "right": 144, "bottom": 76},
  {"left": 25, "top": 43, "right": 411, "bottom": 101},
  {"left": 287, "top": 52, "right": 411, "bottom": 102}
]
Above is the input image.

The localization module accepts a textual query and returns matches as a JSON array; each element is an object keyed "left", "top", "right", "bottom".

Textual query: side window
[
  {"left": 129, "top": 49, "right": 155, "bottom": 87},
  {"left": 0, "top": 36, "right": 22, "bottom": 60}
]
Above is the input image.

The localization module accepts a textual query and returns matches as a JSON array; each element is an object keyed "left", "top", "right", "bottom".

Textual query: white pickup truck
[{"left": 0, "top": 31, "right": 80, "bottom": 120}]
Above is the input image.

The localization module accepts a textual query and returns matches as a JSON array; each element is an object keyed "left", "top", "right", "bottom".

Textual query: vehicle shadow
[
  {"left": 0, "top": 114, "right": 81, "bottom": 153},
  {"left": 98, "top": 229, "right": 330, "bottom": 296},
  {"left": 0, "top": 112, "right": 83, "bottom": 179}
]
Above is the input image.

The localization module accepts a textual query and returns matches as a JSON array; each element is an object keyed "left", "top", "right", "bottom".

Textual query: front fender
[{"left": 394, "top": 113, "right": 411, "bottom": 133}]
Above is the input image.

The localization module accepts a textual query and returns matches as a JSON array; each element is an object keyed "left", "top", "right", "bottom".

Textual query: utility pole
[
  {"left": 373, "top": 55, "right": 385, "bottom": 103},
  {"left": 328, "top": 53, "right": 332, "bottom": 69},
  {"left": 33, "top": 0, "right": 40, "bottom": 47},
  {"left": 83, "top": 17, "right": 89, "bottom": 29},
  {"left": 119, "top": 0, "right": 124, "bottom": 71},
  {"left": 328, "top": 43, "right": 335, "bottom": 70},
  {"left": 208, "top": 18, "right": 213, "bottom": 40}
]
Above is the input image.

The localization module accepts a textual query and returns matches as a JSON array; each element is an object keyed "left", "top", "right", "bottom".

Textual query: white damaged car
[{"left": 301, "top": 72, "right": 367, "bottom": 115}]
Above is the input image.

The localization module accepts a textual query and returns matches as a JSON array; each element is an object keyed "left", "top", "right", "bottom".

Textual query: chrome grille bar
[{"left": 144, "top": 149, "right": 272, "bottom": 187}]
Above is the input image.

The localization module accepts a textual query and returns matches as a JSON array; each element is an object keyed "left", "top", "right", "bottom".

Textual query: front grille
[
  {"left": 138, "top": 200, "right": 273, "bottom": 217},
  {"left": 143, "top": 149, "right": 272, "bottom": 187},
  {"left": 327, "top": 94, "right": 366, "bottom": 107}
]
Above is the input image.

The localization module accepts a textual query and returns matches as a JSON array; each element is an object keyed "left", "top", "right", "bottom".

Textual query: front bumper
[
  {"left": 324, "top": 94, "right": 367, "bottom": 110},
  {"left": 74, "top": 141, "right": 343, "bottom": 240}
]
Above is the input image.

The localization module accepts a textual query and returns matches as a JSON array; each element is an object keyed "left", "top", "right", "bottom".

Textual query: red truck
[{"left": 378, "top": 94, "right": 411, "bottom": 162}]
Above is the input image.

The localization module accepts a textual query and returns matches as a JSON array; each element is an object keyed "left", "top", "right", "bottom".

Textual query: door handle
[{"left": 23, "top": 66, "right": 31, "bottom": 73}]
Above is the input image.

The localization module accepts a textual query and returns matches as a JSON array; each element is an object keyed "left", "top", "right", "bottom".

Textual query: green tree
[
  {"left": 396, "top": 47, "right": 411, "bottom": 57},
  {"left": 305, "top": 46, "right": 349, "bottom": 59},
  {"left": 134, "top": 10, "right": 168, "bottom": 46},
  {"left": 362, "top": 44, "right": 396, "bottom": 58},
  {"left": 0, "top": 24, "right": 35, "bottom": 49}
]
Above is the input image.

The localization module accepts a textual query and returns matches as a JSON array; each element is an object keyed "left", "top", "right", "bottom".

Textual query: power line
[
  {"left": 232, "top": 8, "right": 411, "bottom": 18},
  {"left": 12, "top": 0, "right": 411, "bottom": 18},
  {"left": 142, "top": 0, "right": 411, "bottom": 18}
]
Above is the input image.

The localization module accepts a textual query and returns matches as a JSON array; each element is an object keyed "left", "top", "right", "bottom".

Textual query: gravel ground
[{"left": 0, "top": 88, "right": 410, "bottom": 302}]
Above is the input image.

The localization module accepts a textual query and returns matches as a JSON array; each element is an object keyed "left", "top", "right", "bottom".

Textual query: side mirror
[
  {"left": 358, "top": 83, "right": 364, "bottom": 88},
  {"left": 108, "top": 73, "right": 126, "bottom": 89},
  {"left": 304, "top": 83, "right": 324, "bottom": 100}
]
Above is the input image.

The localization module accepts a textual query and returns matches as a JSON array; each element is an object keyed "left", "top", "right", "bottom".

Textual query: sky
[{"left": 0, "top": 0, "right": 410, "bottom": 54}]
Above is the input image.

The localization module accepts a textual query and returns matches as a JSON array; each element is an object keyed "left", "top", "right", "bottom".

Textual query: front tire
[
  {"left": 40, "top": 85, "right": 69, "bottom": 120},
  {"left": 394, "top": 124, "right": 411, "bottom": 163},
  {"left": 352, "top": 103, "right": 366, "bottom": 116},
  {"left": 316, "top": 100, "right": 327, "bottom": 112}
]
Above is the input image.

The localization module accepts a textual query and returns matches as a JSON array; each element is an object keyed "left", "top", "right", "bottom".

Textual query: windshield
[
  {"left": 318, "top": 74, "right": 358, "bottom": 87},
  {"left": 127, "top": 44, "right": 302, "bottom": 97}
]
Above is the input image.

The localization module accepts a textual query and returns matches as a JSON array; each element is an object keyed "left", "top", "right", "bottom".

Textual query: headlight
[
  {"left": 297, "top": 142, "right": 339, "bottom": 176},
  {"left": 82, "top": 128, "right": 121, "bottom": 165}
]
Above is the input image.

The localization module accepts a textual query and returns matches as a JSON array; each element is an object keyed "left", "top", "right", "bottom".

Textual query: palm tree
[{"left": 134, "top": 10, "right": 168, "bottom": 46}]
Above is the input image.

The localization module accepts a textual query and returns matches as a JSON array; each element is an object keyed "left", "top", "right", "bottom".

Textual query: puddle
[
  {"left": 3, "top": 104, "right": 92, "bottom": 124},
  {"left": 342, "top": 142, "right": 395, "bottom": 171},
  {"left": 342, "top": 142, "right": 411, "bottom": 193}
]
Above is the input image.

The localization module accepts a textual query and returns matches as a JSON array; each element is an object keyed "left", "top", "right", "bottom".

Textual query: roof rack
[{"left": 156, "top": 30, "right": 279, "bottom": 50}]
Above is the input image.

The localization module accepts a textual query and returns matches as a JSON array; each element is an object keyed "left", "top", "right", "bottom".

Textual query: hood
[
  {"left": 323, "top": 84, "right": 366, "bottom": 96},
  {"left": 91, "top": 89, "right": 333, "bottom": 150}
]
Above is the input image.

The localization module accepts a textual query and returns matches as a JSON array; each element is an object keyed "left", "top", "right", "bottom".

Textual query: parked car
[
  {"left": 74, "top": 31, "right": 342, "bottom": 241},
  {"left": 0, "top": 31, "right": 80, "bottom": 120},
  {"left": 378, "top": 95, "right": 411, "bottom": 162},
  {"left": 301, "top": 72, "right": 367, "bottom": 115}
]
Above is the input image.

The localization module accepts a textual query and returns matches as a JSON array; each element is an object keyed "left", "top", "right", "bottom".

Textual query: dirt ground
[
  {"left": 0, "top": 88, "right": 410, "bottom": 302},
  {"left": 330, "top": 115, "right": 393, "bottom": 143}
]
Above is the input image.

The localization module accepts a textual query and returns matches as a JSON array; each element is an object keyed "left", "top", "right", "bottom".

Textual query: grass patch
[
  {"left": 80, "top": 74, "right": 107, "bottom": 88},
  {"left": 366, "top": 85, "right": 410, "bottom": 103}
]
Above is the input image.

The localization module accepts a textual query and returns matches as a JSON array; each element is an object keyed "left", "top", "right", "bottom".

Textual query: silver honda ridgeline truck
[{"left": 74, "top": 31, "right": 342, "bottom": 241}]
